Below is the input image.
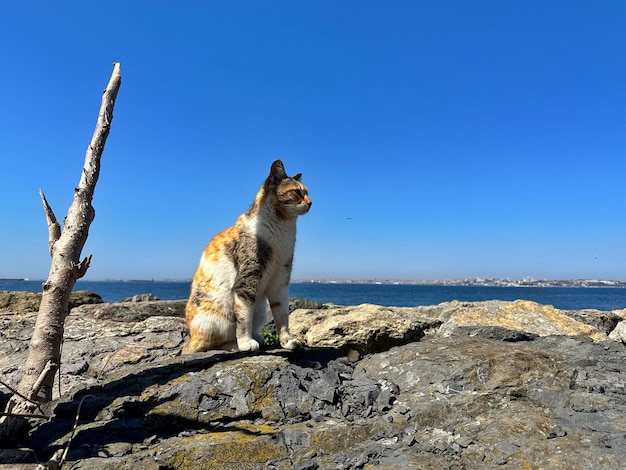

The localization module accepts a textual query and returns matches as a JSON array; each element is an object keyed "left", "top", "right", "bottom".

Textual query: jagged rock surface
[
  {"left": 119, "top": 293, "right": 161, "bottom": 302},
  {"left": 0, "top": 290, "right": 103, "bottom": 314},
  {"left": 1, "top": 297, "right": 626, "bottom": 469},
  {"left": 290, "top": 304, "right": 436, "bottom": 355},
  {"left": 70, "top": 299, "right": 187, "bottom": 322},
  {"left": 0, "top": 300, "right": 187, "bottom": 398}
]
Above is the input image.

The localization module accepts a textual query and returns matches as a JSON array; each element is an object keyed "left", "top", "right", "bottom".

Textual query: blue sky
[{"left": 1, "top": 1, "right": 624, "bottom": 281}]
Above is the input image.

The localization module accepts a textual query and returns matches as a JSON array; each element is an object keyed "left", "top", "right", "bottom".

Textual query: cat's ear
[
  {"left": 269, "top": 160, "right": 288, "bottom": 184},
  {"left": 293, "top": 173, "right": 302, "bottom": 182}
]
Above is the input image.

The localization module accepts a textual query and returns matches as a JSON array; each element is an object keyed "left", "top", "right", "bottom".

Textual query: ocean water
[
  {"left": 290, "top": 283, "right": 626, "bottom": 311},
  {"left": 2, "top": 280, "right": 626, "bottom": 311}
]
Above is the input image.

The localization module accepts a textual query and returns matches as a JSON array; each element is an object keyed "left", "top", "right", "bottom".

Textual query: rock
[
  {"left": 0, "top": 291, "right": 41, "bottom": 314},
  {"left": 69, "top": 299, "right": 186, "bottom": 322},
  {"left": 119, "top": 293, "right": 160, "bottom": 302},
  {"left": 69, "top": 291, "right": 104, "bottom": 309},
  {"left": 25, "top": 349, "right": 400, "bottom": 469},
  {"left": 0, "top": 302, "right": 187, "bottom": 396},
  {"left": 289, "top": 300, "right": 615, "bottom": 353},
  {"left": 357, "top": 334, "right": 626, "bottom": 468},
  {"left": 2, "top": 298, "right": 626, "bottom": 469},
  {"left": 0, "top": 290, "right": 102, "bottom": 314},
  {"left": 426, "top": 299, "right": 607, "bottom": 341},
  {"left": 289, "top": 304, "right": 435, "bottom": 354},
  {"left": 561, "top": 308, "right": 622, "bottom": 335},
  {"left": 289, "top": 297, "right": 324, "bottom": 311},
  {"left": 608, "top": 321, "right": 626, "bottom": 343},
  {"left": 0, "top": 448, "right": 37, "bottom": 465}
]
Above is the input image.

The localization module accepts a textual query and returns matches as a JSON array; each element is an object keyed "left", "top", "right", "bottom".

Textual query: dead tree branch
[
  {"left": 0, "top": 62, "right": 122, "bottom": 440},
  {"left": 39, "top": 189, "right": 61, "bottom": 256},
  {"left": 29, "top": 360, "right": 59, "bottom": 402},
  {"left": 0, "top": 377, "right": 43, "bottom": 409}
]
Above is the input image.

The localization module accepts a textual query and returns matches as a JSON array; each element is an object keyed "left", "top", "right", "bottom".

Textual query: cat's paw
[
  {"left": 237, "top": 338, "right": 260, "bottom": 352},
  {"left": 280, "top": 336, "right": 303, "bottom": 351},
  {"left": 253, "top": 334, "right": 266, "bottom": 347}
]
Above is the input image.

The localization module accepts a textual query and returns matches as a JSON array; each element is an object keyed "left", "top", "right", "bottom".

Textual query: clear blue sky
[{"left": 1, "top": 1, "right": 624, "bottom": 281}]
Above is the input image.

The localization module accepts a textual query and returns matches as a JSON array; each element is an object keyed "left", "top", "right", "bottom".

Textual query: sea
[{"left": 2, "top": 280, "right": 626, "bottom": 311}]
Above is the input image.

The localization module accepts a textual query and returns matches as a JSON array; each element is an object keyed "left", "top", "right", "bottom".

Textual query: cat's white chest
[{"left": 245, "top": 214, "right": 296, "bottom": 264}]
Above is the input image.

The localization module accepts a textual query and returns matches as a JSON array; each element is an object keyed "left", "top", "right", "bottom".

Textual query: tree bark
[{"left": 0, "top": 63, "right": 122, "bottom": 438}]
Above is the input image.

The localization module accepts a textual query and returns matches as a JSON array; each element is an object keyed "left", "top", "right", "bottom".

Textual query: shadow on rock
[{"left": 28, "top": 346, "right": 391, "bottom": 463}]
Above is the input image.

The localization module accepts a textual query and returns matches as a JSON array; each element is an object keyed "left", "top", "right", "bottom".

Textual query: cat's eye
[{"left": 293, "top": 189, "right": 305, "bottom": 198}]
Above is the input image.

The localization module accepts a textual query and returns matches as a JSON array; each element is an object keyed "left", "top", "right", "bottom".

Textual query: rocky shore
[{"left": 1, "top": 291, "right": 626, "bottom": 469}]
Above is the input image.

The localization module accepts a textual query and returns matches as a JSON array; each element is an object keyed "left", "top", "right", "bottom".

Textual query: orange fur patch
[{"left": 205, "top": 224, "right": 240, "bottom": 263}]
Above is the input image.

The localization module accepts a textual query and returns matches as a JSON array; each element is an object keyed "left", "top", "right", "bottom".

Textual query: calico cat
[{"left": 182, "top": 159, "right": 312, "bottom": 354}]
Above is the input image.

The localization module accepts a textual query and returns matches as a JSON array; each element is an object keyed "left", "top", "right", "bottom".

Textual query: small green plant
[{"left": 261, "top": 328, "right": 279, "bottom": 347}]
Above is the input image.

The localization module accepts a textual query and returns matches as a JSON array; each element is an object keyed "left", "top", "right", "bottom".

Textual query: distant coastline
[
  {"left": 293, "top": 277, "right": 626, "bottom": 288},
  {"left": 3, "top": 277, "right": 626, "bottom": 289}
]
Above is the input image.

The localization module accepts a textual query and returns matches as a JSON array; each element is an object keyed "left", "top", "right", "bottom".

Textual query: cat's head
[{"left": 266, "top": 159, "right": 312, "bottom": 218}]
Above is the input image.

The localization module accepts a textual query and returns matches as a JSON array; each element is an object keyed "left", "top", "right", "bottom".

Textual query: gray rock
[
  {"left": 0, "top": 303, "right": 187, "bottom": 395},
  {"left": 434, "top": 299, "right": 607, "bottom": 340},
  {"left": 118, "top": 293, "right": 160, "bottom": 302},
  {"left": 358, "top": 334, "right": 626, "bottom": 468},
  {"left": 2, "top": 298, "right": 626, "bottom": 469},
  {"left": 289, "top": 297, "right": 324, "bottom": 311},
  {"left": 290, "top": 304, "right": 432, "bottom": 354},
  {"left": 608, "top": 321, "right": 626, "bottom": 343},
  {"left": 562, "top": 308, "right": 622, "bottom": 334},
  {"left": 0, "top": 290, "right": 102, "bottom": 314},
  {"left": 70, "top": 299, "right": 186, "bottom": 322}
]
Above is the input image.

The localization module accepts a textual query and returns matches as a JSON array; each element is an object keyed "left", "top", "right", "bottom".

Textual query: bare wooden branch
[
  {"left": 0, "top": 377, "right": 42, "bottom": 408},
  {"left": 76, "top": 254, "right": 92, "bottom": 279},
  {"left": 0, "top": 63, "right": 122, "bottom": 439},
  {"left": 39, "top": 189, "right": 61, "bottom": 256},
  {"left": 39, "top": 449, "right": 64, "bottom": 470},
  {"left": 58, "top": 394, "right": 94, "bottom": 469},
  {"left": 28, "top": 360, "right": 58, "bottom": 401}
]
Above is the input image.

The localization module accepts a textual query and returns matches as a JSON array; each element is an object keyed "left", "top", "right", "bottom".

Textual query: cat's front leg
[
  {"left": 237, "top": 338, "right": 260, "bottom": 352},
  {"left": 251, "top": 300, "right": 268, "bottom": 347},
  {"left": 280, "top": 335, "right": 302, "bottom": 350},
  {"left": 236, "top": 330, "right": 260, "bottom": 352},
  {"left": 268, "top": 288, "right": 303, "bottom": 351},
  {"left": 234, "top": 295, "right": 260, "bottom": 352}
]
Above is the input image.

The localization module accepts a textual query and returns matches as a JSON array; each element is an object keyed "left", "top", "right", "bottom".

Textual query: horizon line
[{"left": 3, "top": 277, "right": 626, "bottom": 284}]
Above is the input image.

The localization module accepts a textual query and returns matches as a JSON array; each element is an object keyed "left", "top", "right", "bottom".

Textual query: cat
[{"left": 182, "top": 159, "right": 312, "bottom": 354}]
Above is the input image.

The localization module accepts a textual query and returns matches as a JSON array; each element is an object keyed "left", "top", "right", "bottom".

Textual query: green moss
[
  {"left": 165, "top": 431, "right": 286, "bottom": 469},
  {"left": 262, "top": 328, "right": 280, "bottom": 347}
]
